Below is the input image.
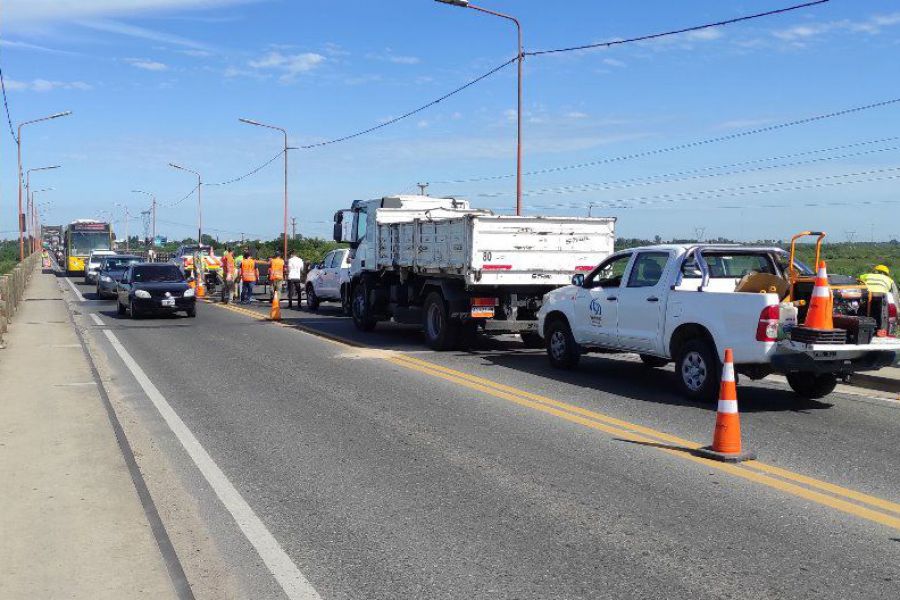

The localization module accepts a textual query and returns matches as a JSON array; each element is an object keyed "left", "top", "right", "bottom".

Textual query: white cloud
[
  {"left": 4, "top": 1, "right": 253, "bottom": 23},
  {"left": 566, "top": 111, "right": 589, "bottom": 120},
  {"left": 0, "top": 39, "right": 81, "bottom": 55},
  {"left": 6, "top": 78, "right": 93, "bottom": 92},
  {"left": 126, "top": 58, "right": 169, "bottom": 71},
  {"left": 773, "top": 12, "right": 900, "bottom": 42},
  {"left": 179, "top": 49, "right": 213, "bottom": 58},
  {"left": 76, "top": 18, "right": 212, "bottom": 50},
  {"left": 601, "top": 58, "right": 626, "bottom": 68},
  {"left": 367, "top": 50, "right": 422, "bottom": 65},
  {"left": 246, "top": 51, "right": 326, "bottom": 82}
]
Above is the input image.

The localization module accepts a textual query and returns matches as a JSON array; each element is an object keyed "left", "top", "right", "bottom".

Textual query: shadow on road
[{"left": 475, "top": 351, "right": 833, "bottom": 414}]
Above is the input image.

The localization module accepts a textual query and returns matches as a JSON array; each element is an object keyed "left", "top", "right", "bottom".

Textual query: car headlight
[
  {"left": 100, "top": 275, "right": 112, "bottom": 282},
  {"left": 183, "top": 288, "right": 195, "bottom": 298},
  {"left": 135, "top": 289, "right": 151, "bottom": 299}
]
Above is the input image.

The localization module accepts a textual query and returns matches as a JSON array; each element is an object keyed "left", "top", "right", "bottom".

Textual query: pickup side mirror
[{"left": 571, "top": 273, "right": 585, "bottom": 287}]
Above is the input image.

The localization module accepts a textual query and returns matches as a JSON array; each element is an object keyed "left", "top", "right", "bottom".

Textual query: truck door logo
[{"left": 589, "top": 298, "right": 602, "bottom": 325}]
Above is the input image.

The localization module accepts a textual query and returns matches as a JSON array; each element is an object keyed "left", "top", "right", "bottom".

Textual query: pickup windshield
[{"left": 681, "top": 252, "right": 777, "bottom": 279}]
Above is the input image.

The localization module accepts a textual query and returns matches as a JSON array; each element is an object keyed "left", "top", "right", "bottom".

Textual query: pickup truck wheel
[
  {"left": 340, "top": 285, "right": 351, "bottom": 316},
  {"left": 639, "top": 354, "right": 669, "bottom": 368},
  {"left": 305, "top": 284, "right": 319, "bottom": 311},
  {"left": 786, "top": 373, "right": 837, "bottom": 399},
  {"left": 546, "top": 319, "right": 580, "bottom": 369},
  {"left": 351, "top": 282, "right": 377, "bottom": 332},
  {"left": 520, "top": 332, "right": 544, "bottom": 349},
  {"left": 423, "top": 292, "right": 459, "bottom": 351},
  {"left": 675, "top": 339, "right": 720, "bottom": 402}
]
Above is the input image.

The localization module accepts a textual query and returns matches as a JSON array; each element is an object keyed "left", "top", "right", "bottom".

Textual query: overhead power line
[
  {"left": 525, "top": 0, "right": 830, "bottom": 56},
  {"left": 298, "top": 57, "right": 517, "bottom": 150},
  {"left": 476, "top": 139, "right": 900, "bottom": 199},
  {"left": 0, "top": 39, "right": 18, "bottom": 144},
  {"left": 521, "top": 165, "right": 900, "bottom": 212},
  {"left": 163, "top": 150, "right": 286, "bottom": 208},
  {"left": 431, "top": 97, "right": 900, "bottom": 185}
]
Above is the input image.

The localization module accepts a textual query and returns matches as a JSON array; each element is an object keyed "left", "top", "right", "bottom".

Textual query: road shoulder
[{"left": 0, "top": 271, "right": 177, "bottom": 599}]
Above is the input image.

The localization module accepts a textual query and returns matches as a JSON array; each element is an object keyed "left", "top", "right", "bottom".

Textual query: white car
[
  {"left": 537, "top": 244, "right": 900, "bottom": 401},
  {"left": 305, "top": 248, "right": 351, "bottom": 314},
  {"left": 84, "top": 250, "right": 117, "bottom": 284}
]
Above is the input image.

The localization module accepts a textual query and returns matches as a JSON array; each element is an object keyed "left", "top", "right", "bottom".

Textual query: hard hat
[{"left": 874, "top": 264, "right": 890, "bottom": 275}]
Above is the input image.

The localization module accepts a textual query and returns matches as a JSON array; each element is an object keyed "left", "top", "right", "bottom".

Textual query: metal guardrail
[{"left": 0, "top": 252, "right": 42, "bottom": 349}]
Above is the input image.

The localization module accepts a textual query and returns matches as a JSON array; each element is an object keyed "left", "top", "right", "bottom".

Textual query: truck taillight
[
  {"left": 756, "top": 305, "right": 780, "bottom": 342},
  {"left": 471, "top": 297, "right": 498, "bottom": 307}
]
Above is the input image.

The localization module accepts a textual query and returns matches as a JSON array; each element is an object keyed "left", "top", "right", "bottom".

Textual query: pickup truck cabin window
[
  {"left": 681, "top": 252, "right": 776, "bottom": 279},
  {"left": 627, "top": 252, "right": 668, "bottom": 288},
  {"left": 585, "top": 253, "right": 631, "bottom": 289}
]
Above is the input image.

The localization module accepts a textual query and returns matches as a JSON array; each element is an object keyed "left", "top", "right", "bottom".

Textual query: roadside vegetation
[{"left": 0, "top": 240, "right": 18, "bottom": 275}]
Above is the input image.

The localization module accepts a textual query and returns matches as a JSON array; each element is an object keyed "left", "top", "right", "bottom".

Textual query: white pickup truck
[{"left": 537, "top": 244, "right": 900, "bottom": 400}]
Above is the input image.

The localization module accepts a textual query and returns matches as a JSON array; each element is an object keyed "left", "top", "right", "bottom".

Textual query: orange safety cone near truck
[
  {"left": 270, "top": 288, "right": 281, "bottom": 321},
  {"left": 803, "top": 261, "right": 833, "bottom": 330},
  {"left": 694, "top": 349, "right": 756, "bottom": 463}
]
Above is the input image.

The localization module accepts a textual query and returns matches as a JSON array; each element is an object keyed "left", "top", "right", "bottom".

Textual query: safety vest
[
  {"left": 222, "top": 252, "right": 235, "bottom": 275},
  {"left": 241, "top": 258, "right": 257, "bottom": 282},
  {"left": 860, "top": 272, "right": 894, "bottom": 295},
  {"left": 269, "top": 257, "right": 285, "bottom": 281}
]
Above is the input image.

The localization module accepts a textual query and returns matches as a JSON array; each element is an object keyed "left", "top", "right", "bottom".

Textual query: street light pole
[
  {"left": 435, "top": 0, "right": 523, "bottom": 215},
  {"left": 169, "top": 163, "right": 202, "bottom": 244},
  {"left": 132, "top": 190, "right": 157, "bottom": 247},
  {"left": 16, "top": 111, "right": 72, "bottom": 259},
  {"left": 26, "top": 166, "right": 61, "bottom": 252},
  {"left": 239, "top": 118, "right": 291, "bottom": 259}
]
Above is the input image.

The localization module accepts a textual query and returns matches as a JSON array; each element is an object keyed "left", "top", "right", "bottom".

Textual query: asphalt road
[{"left": 64, "top": 275, "right": 900, "bottom": 600}]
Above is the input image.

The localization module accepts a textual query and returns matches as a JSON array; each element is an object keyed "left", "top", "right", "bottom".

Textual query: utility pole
[
  {"left": 291, "top": 217, "right": 297, "bottom": 240},
  {"left": 417, "top": 183, "right": 429, "bottom": 196}
]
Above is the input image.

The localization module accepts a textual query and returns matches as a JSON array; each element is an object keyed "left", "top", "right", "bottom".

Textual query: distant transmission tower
[
  {"left": 844, "top": 230, "right": 856, "bottom": 244},
  {"left": 141, "top": 210, "right": 152, "bottom": 244},
  {"left": 694, "top": 227, "right": 706, "bottom": 242}
]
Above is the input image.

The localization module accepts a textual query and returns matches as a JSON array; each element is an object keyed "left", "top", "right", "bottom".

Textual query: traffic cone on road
[
  {"left": 196, "top": 283, "right": 206, "bottom": 298},
  {"left": 270, "top": 288, "right": 281, "bottom": 321},
  {"left": 803, "top": 261, "right": 833, "bottom": 330},
  {"left": 694, "top": 349, "right": 756, "bottom": 463}
]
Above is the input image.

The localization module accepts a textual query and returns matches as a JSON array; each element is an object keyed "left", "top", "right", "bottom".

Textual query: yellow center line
[{"left": 206, "top": 299, "right": 900, "bottom": 529}]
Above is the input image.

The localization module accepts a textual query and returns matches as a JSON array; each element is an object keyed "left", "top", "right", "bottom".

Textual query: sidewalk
[{"left": 0, "top": 270, "right": 177, "bottom": 599}]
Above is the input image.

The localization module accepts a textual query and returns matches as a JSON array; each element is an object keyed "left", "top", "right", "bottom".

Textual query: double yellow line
[{"left": 208, "top": 299, "right": 900, "bottom": 531}]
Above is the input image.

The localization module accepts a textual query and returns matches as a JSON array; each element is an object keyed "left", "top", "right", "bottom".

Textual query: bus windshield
[{"left": 70, "top": 231, "right": 111, "bottom": 255}]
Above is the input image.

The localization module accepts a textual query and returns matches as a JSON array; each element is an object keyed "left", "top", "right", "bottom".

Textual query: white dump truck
[{"left": 332, "top": 195, "right": 616, "bottom": 349}]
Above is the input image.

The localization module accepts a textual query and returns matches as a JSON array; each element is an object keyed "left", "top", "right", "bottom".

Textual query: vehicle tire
[
  {"left": 520, "top": 332, "right": 544, "bottom": 349},
  {"left": 340, "top": 285, "right": 351, "bottom": 316},
  {"left": 674, "top": 338, "right": 720, "bottom": 402},
  {"left": 117, "top": 300, "right": 126, "bottom": 316},
  {"left": 351, "top": 281, "right": 378, "bottom": 332},
  {"left": 129, "top": 299, "right": 141, "bottom": 320},
  {"left": 639, "top": 354, "right": 669, "bottom": 368},
  {"left": 186, "top": 305, "right": 197, "bottom": 318},
  {"left": 545, "top": 318, "right": 580, "bottom": 370},
  {"left": 786, "top": 372, "right": 837, "bottom": 399},
  {"left": 96, "top": 285, "right": 102, "bottom": 299},
  {"left": 423, "top": 291, "right": 459, "bottom": 351},
  {"left": 305, "top": 284, "right": 319, "bottom": 312}
]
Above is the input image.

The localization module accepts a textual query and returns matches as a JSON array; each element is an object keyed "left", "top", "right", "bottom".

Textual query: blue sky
[{"left": 2, "top": 0, "right": 899, "bottom": 243}]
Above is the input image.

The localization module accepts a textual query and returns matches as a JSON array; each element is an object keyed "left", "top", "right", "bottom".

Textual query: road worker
[
  {"left": 221, "top": 246, "right": 236, "bottom": 304},
  {"left": 239, "top": 251, "right": 258, "bottom": 304},
  {"left": 287, "top": 249, "right": 305, "bottom": 309},
  {"left": 269, "top": 251, "right": 285, "bottom": 301},
  {"left": 234, "top": 248, "right": 245, "bottom": 302},
  {"left": 860, "top": 264, "right": 899, "bottom": 304}
]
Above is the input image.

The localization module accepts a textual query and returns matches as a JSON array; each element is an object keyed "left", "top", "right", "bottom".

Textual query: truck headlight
[
  {"left": 135, "top": 289, "right": 151, "bottom": 299},
  {"left": 183, "top": 288, "right": 195, "bottom": 298}
]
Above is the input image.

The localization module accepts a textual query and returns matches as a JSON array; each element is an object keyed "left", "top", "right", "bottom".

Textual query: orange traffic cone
[
  {"left": 196, "top": 282, "right": 206, "bottom": 298},
  {"left": 270, "top": 288, "right": 281, "bottom": 321},
  {"left": 695, "top": 349, "right": 756, "bottom": 463},
  {"left": 803, "top": 261, "right": 833, "bottom": 330}
]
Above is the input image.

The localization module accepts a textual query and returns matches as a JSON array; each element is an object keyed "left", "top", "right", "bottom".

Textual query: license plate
[
  {"left": 471, "top": 306, "right": 494, "bottom": 318},
  {"left": 161, "top": 298, "right": 175, "bottom": 307}
]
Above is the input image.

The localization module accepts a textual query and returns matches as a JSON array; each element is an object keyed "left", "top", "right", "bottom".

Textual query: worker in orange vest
[
  {"left": 221, "top": 246, "right": 236, "bottom": 304},
  {"left": 239, "top": 251, "right": 259, "bottom": 305},
  {"left": 269, "top": 251, "right": 285, "bottom": 301}
]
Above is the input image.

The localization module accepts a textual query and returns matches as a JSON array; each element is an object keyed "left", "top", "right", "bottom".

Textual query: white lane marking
[
  {"left": 99, "top": 327, "right": 321, "bottom": 600},
  {"left": 90, "top": 313, "right": 104, "bottom": 326},
  {"left": 65, "top": 277, "right": 86, "bottom": 302}
]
